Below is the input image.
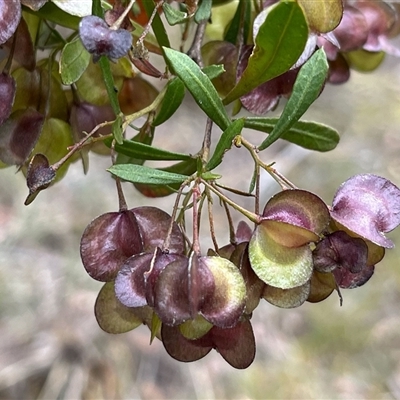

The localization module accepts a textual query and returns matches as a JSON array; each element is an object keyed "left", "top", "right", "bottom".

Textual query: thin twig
[
  {"left": 205, "top": 187, "right": 219, "bottom": 252},
  {"left": 239, "top": 136, "right": 297, "bottom": 190},
  {"left": 222, "top": 200, "right": 236, "bottom": 245},
  {"left": 163, "top": 177, "right": 193, "bottom": 252},
  {"left": 137, "top": 0, "right": 165, "bottom": 45},
  {"left": 111, "top": 140, "right": 128, "bottom": 211},
  {"left": 52, "top": 121, "right": 114, "bottom": 171},
  {"left": 202, "top": 179, "right": 259, "bottom": 224},
  {"left": 192, "top": 182, "right": 201, "bottom": 255},
  {"left": 186, "top": 20, "right": 207, "bottom": 67},
  {"left": 111, "top": 0, "right": 136, "bottom": 30}
]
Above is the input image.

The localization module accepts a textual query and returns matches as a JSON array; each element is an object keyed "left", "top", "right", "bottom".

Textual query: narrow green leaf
[
  {"left": 22, "top": 3, "right": 80, "bottom": 30},
  {"left": 60, "top": 38, "right": 90, "bottom": 85},
  {"left": 112, "top": 115, "right": 124, "bottom": 145},
  {"left": 153, "top": 78, "right": 185, "bottom": 126},
  {"left": 163, "top": 47, "right": 231, "bottom": 130},
  {"left": 207, "top": 118, "right": 244, "bottom": 170},
  {"left": 105, "top": 137, "right": 191, "bottom": 161},
  {"left": 244, "top": 118, "right": 339, "bottom": 152},
  {"left": 134, "top": 158, "right": 198, "bottom": 197},
  {"left": 195, "top": 0, "right": 212, "bottom": 23},
  {"left": 249, "top": 164, "right": 258, "bottom": 193},
  {"left": 258, "top": 48, "right": 329, "bottom": 150},
  {"left": 163, "top": 3, "right": 188, "bottom": 25},
  {"left": 108, "top": 164, "right": 189, "bottom": 185},
  {"left": 142, "top": 0, "right": 171, "bottom": 49},
  {"left": 116, "top": 126, "right": 154, "bottom": 166},
  {"left": 223, "top": 2, "right": 308, "bottom": 105},
  {"left": 98, "top": 56, "right": 123, "bottom": 143},
  {"left": 202, "top": 64, "right": 225, "bottom": 80},
  {"left": 92, "top": 0, "right": 103, "bottom": 17},
  {"left": 224, "top": 0, "right": 251, "bottom": 45}
]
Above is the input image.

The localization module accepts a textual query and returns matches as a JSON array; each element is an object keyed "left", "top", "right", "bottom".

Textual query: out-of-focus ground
[{"left": 1, "top": 50, "right": 400, "bottom": 399}]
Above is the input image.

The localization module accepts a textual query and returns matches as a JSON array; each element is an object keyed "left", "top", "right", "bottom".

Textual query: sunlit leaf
[
  {"left": 133, "top": 158, "right": 198, "bottom": 198},
  {"left": 142, "top": 0, "right": 170, "bottom": 48},
  {"left": 163, "top": 47, "right": 231, "bottom": 130},
  {"left": 224, "top": 0, "right": 251, "bottom": 45},
  {"left": 22, "top": 1, "right": 80, "bottom": 30},
  {"left": 60, "top": 37, "right": 90, "bottom": 85},
  {"left": 163, "top": 2, "right": 188, "bottom": 25},
  {"left": 52, "top": 0, "right": 92, "bottom": 17},
  {"left": 105, "top": 137, "right": 191, "bottom": 161},
  {"left": 243, "top": 118, "right": 340, "bottom": 152},
  {"left": 258, "top": 48, "right": 329, "bottom": 150},
  {"left": 195, "top": 0, "right": 212, "bottom": 23},
  {"left": 108, "top": 164, "right": 190, "bottom": 185},
  {"left": 153, "top": 78, "right": 185, "bottom": 126},
  {"left": 207, "top": 118, "right": 244, "bottom": 170},
  {"left": 223, "top": 2, "right": 308, "bottom": 104}
]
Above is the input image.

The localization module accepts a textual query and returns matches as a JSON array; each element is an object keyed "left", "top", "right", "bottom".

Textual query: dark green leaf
[
  {"left": 258, "top": 48, "right": 329, "bottom": 150},
  {"left": 224, "top": 0, "right": 251, "bottom": 45},
  {"left": 163, "top": 3, "right": 188, "bottom": 25},
  {"left": 202, "top": 64, "right": 225, "bottom": 80},
  {"left": 22, "top": 3, "right": 80, "bottom": 30},
  {"left": 153, "top": 78, "right": 185, "bottom": 126},
  {"left": 163, "top": 47, "right": 230, "bottom": 130},
  {"left": 223, "top": 2, "right": 308, "bottom": 105},
  {"left": 105, "top": 137, "right": 191, "bottom": 161},
  {"left": 60, "top": 38, "right": 90, "bottom": 85},
  {"left": 116, "top": 126, "right": 154, "bottom": 166},
  {"left": 207, "top": 118, "right": 244, "bottom": 170},
  {"left": 142, "top": 0, "right": 171, "bottom": 49},
  {"left": 244, "top": 118, "right": 339, "bottom": 152},
  {"left": 108, "top": 164, "right": 190, "bottom": 185},
  {"left": 195, "top": 0, "right": 212, "bottom": 23},
  {"left": 92, "top": 0, "right": 103, "bottom": 16},
  {"left": 134, "top": 158, "right": 198, "bottom": 197}
]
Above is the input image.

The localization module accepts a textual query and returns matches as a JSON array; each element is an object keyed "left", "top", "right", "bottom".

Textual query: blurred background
[{"left": 1, "top": 46, "right": 400, "bottom": 399}]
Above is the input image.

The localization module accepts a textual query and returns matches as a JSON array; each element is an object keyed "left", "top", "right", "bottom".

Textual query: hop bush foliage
[{"left": 1, "top": 0, "right": 400, "bottom": 369}]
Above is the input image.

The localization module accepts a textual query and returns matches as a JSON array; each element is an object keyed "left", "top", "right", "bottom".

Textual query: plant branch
[
  {"left": 202, "top": 179, "right": 260, "bottom": 224},
  {"left": 205, "top": 187, "right": 219, "bottom": 252},
  {"left": 187, "top": 19, "right": 207, "bottom": 67},
  {"left": 52, "top": 121, "right": 114, "bottom": 171},
  {"left": 238, "top": 136, "right": 297, "bottom": 190},
  {"left": 123, "top": 83, "right": 168, "bottom": 128},
  {"left": 111, "top": 0, "right": 136, "bottom": 30}
]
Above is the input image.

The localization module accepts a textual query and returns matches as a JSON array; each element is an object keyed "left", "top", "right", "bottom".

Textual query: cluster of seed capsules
[{"left": 81, "top": 174, "right": 400, "bottom": 369}]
